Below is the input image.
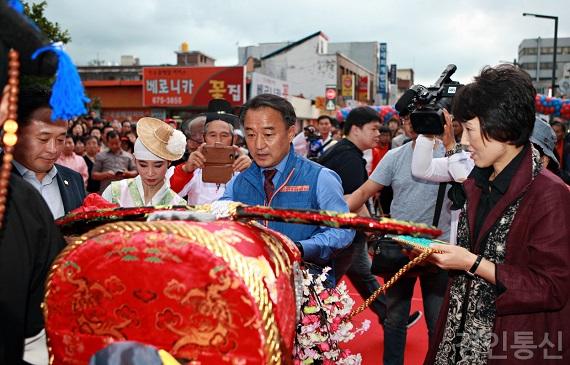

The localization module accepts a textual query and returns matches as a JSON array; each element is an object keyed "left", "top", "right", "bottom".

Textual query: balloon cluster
[
  {"left": 336, "top": 105, "right": 400, "bottom": 124},
  {"left": 535, "top": 94, "right": 570, "bottom": 119}
]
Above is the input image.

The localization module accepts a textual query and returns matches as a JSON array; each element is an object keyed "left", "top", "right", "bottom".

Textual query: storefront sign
[
  {"left": 250, "top": 72, "right": 289, "bottom": 98},
  {"left": 143, "top": 66, "right": 246, "bottom": 107}
]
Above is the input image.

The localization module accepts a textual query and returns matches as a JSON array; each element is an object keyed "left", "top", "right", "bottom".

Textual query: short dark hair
[
  {"left": 65, "top": 133, "right": 74, "bottom": 140},
  {"left": 83, "top": 135, "right": 99, "bottom": 144},
  {"left": 550, "top": 121, "right": 565, "bottom": 131},
  {"left": 343, "top": 106, "right": 380, "bottom": 135},
  {"left": 17, "top": 85, "right": 52, "bottom": 127},
  {"left": 106, "top": 130, "right": 119, "bottom": 140},
  {"left": 240, "top": 94, "right": 296, "bottom": 128},
  {"left": 379, "top": 125, "right": 391, "bottom": 134},
  {"left": 317, "top": 115, "right": 332, "bottom": 123},
  {"left": 452, "top": 64, "right": 536, "bottom": 146}
]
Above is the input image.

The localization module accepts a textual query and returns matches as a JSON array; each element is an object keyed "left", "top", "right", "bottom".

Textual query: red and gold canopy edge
[{"left": 56, "top": 201, "right": 442, "bottom": 239}]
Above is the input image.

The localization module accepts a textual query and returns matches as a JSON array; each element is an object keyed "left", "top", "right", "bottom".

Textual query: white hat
[{"left": 133, "top": 138, "right": 163, "bottom": 161}]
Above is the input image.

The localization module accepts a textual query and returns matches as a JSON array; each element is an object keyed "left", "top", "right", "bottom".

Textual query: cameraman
[
  {"left": 411, "top": 109, "right": 474, "bottom": 244},
  {"left": 345, "top": 111, "right": 451, "bottom": 365}
]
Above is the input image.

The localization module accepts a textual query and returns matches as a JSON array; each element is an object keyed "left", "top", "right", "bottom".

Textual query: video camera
[
  {"left": 395, "top": 64, "right": 463, "bottom": 135},
  {"left": 304, "top": 126, "right": 320, "bottom": 142}
]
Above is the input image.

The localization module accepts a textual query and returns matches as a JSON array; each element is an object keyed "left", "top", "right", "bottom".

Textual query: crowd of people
[{"left": 1, "top": 8, "right": 570, "bottom": 362}]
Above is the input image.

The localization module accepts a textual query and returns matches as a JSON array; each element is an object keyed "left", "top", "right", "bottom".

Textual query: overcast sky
[{"left": 40, "top": 0, "right": 569, "bottom": 86}]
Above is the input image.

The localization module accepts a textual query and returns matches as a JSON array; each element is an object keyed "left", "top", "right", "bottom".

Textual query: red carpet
[{"left": 343, "top": 278, "right": 429, "bottom": 365}]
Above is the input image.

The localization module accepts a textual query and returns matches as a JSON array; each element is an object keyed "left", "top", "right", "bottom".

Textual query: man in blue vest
[{"left": 221, "top": 94, "right": 354, "bottom": 282}]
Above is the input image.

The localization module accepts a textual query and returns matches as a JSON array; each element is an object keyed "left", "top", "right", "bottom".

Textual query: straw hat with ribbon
[{"left": 135, "top": 117, "right": 186, "bottom": 161}]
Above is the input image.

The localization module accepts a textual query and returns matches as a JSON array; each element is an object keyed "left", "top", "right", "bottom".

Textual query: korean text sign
[{"left": 143, "top": 66, "right": 245, "bottom": 107}]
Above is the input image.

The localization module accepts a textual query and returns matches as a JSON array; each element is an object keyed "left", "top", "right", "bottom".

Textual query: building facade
[
  {"left": 518, "top": 37, "right": 570, "bottom": 96},
  {"left": 238, "top": 31, "right": 377, "bottom": 104}
]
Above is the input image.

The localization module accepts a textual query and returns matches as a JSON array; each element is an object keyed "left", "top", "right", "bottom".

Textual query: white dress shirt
[{"left": 13, "top": 161, "right": 65, "bottom": 219}]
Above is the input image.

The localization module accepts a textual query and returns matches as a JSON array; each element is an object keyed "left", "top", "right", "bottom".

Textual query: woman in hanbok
[{"left": 102, "top": 117, "right": 187, "bottom": 207}]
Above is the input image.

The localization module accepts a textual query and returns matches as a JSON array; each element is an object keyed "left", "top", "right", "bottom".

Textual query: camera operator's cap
[
  {"left": 205, "top": 99, "right": 239, "bottom": 128},
  {"left": 135, "top": 117, "right": 186, "bottom": 161},
  {"left": 530, "top": 117, "right": 559, "bottom": 167}
]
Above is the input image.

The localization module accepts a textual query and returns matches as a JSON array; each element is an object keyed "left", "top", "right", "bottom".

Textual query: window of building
[
  {"left": 520, "top": 48, "right": 538, "bottom": 56},
  {"left": 540, "top": 62, "right": 553, "bottom": 70},
  {"left": 520, "top": 62, "right": 537, "bottom": 70},
  {"left": 540, "top": 47, "right": 563, "bottom": 55}
]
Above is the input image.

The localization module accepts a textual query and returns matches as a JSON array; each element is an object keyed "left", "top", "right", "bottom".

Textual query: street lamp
[{"left": 523, "top": 13, "right": 559, "bottom": 96}]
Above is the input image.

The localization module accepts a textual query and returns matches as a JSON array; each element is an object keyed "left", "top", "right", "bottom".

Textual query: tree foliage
[{"left": 23, "top": 1, "right": 71, "bottom": 44}]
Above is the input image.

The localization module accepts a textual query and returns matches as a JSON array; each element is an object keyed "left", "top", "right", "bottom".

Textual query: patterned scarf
[{"left": 433, "top": 147, "right": 542, "bottom": 365}]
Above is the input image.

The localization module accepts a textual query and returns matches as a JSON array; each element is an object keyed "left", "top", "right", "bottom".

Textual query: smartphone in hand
[{"left": 202, "top": 145, "right": 235, "bottom": 184}]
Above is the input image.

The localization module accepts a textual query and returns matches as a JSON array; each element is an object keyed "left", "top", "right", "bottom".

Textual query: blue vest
[{"left": 232, "top": 147, "right": 323, "bottom": 242}]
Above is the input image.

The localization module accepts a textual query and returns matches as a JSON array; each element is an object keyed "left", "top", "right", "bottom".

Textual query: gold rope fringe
[{"left": 347, "top": 249, "right": 435, "bottom": 320}]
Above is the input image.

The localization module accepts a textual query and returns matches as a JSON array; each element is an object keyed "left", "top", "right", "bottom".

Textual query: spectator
[
  {"left": 452, "top": 119, "right": 463, "bottom": 143},
  {"left": 13, "top": 86, "right": 86, "bottom": 219},
  {"left": 74, "top": 136, "right": 85, "bottom": 156},
  {"left": 424, "top": 64, "right": 570, "bottom": 365},
  {"left": 391, "top": 114, "right": 413, "bottom": 148},
  {"left": 110, "top": 119, "right": 121, "bottom": 132},
  {"left": 83, "top": 116, "right": 94, "bottom": 130},
  {"left": 370, "top": 125, "right": 392, "bottom": 173},
  {"left": 320, "top": 106, "right": 402, "bottom": 329},
  {"left": 168, "top": 99, "right": 251, "bottom": 203},
  {"left": 100, "top": 124, "right": 115, "bottom": 153},
  {"left": 184, "top": 115, "right": 206, "bottom": 153},
  {"left": 91, "top": 130, "right": 137, "bottom": 193},
  {"left": 531, "top": 118, "right": 561, "bottom": 176},
  {"left": 56, "top": 134, "right": 89, "bottom": 185},
  {"left": 83, "top": 135, "right": 101, "bottom": 194},
  {"left": 170, "top": 115, "right": 206, "bottom": 167},
  {"left": 102, "top": 118, "right": 186, "bottom": 207},
  {"left": 221, "top": 94, "right": 354, "bottom": 284},
  {"left": 332, "top": 126, "right": 343, "bottom": 141},
  {"left": 90, "top": 127, "right": 102, "bottom": 141},
  {"left": 121, "top": 120, "right": 132, "bottom": 136},
  {"left": 121, "top": 136, "right": 134, "bottom": 154},
  {"left": 92, "top": 117, "right": 105, "bottom": 130},
  {"left": 388, "top": 118, "right": 400, "bottom": 137},
  {"left": 71, "top": 122, "right": 85, "bottom": 138},
  {"left": 551, "top": 121, "right": 570, "bottom": 183},
  {"left": 125, "top": 130, "right": 137, "bottom": 145},
  {"left": 551, "top": 121, "right": 566, "bottom": 166},
  {"left": 316, "top": 115, "right": 338, "bottom": 153}
]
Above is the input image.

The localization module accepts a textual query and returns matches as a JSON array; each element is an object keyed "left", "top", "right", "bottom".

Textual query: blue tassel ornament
[
  {"left": 32, "top": 44, "right": 90, "bottom": 121},
  {"left": 7, "top": 0, "right": 24, "bottom": 13}
]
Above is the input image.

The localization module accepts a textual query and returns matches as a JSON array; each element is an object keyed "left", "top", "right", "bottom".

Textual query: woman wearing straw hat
[{"left": 102, "top": 117, "right": 187, "bottom": 207}]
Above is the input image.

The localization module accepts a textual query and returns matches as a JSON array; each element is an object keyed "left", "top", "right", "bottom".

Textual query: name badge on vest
[{"left": 281, "top": 185, "right": 310, "bottom": 192}]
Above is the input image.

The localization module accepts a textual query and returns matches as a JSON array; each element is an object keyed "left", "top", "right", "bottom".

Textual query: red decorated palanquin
[
  {"left": 45, "top": 218, "right": 302, "bottom": 364},
  {"left": 45, "top": 200, "right": 441, "bottom": 364}
]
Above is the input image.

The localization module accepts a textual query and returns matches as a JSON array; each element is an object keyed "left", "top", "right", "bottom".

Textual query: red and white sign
[{"left": 142, "top": 66, "right": 246, "bottom": 107}]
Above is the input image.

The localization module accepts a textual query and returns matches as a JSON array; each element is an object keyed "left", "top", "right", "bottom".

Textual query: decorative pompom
[
  {"left": 166, "top": 129, "right": 186, "bottom": 156},
  {"left": 31, "top": 43, "right": 90, "bottom": 121},
  {"left": 8, "top": 0, "right": 24, "bottom": 13}
]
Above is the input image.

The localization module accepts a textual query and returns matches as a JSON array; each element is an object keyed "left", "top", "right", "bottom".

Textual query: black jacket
[
  {"left": 0, "top": 174, "right": 66, "bottom": 364},
  {"left": 12, "top": 163, "right": 86, "bottom": 215},
  {"left": 318, "top": 138, "right": 368, "bottom": 194}
]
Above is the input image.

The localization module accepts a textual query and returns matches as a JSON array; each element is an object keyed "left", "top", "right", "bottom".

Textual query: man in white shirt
[{"left": 317, "top": 115, "right": 338, "bottom": 153}]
